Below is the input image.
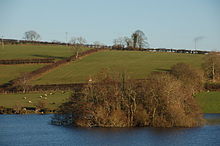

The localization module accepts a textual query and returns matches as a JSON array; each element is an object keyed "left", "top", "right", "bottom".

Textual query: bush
[
  {"left": 202, "top": 53, "right": 220, "bottom": 82},
  {"left": 55, "top": 70, "right": 205, "bottom": 128},
  {"left": 170, "top": 63, "right": 204, "bottom": 94},
  {"left": 143, "top": 73, "right": 204, "bottom": 127}
]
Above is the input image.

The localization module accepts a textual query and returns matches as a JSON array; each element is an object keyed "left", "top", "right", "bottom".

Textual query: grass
[
  {"left": 0, "top": 45, "right": 218, "bottom": 113},
  {"left": 32, "top": 50, "right": 204, "bottom": 84},
  {"left": 0, "top": 44, "right": 90, "bottom": 60},
  {"left": 0, "top": 91, "right": 71, "bottom": 110},
  {"left": 0, "top": 91, "right": 219, "bottom": 113},
  {"left": 0, "top": 64, "right": 45, "bottom": 85},
  {"left": 195, "top": 91, "right": 220, "bottom": 113}
]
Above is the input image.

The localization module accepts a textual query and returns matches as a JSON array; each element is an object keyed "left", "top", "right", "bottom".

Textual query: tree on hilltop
[{"left": 23, "top": 30, "right": 40, "bottom": 41}]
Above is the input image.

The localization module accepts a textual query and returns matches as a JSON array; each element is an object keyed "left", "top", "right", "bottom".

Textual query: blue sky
[{"left": 0, "top": 0, "right": 219, "bottom": 50}]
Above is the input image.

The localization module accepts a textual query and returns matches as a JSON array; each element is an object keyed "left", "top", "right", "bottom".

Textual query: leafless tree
[
  {"left": 132, "top": 30, "right": 149, "bottom": 49},
  {"left": 123, "top": 36, "right": 133, "bottom": 48},
  {"left": 203, "top": 52, "right": 220, "bottom": 82},
  {"left": 69, "top": 37, "right": 87, "bottom": 59},
  {"left": 23, "top": 30, "right": 40, "bottom": 41},
  {"left": 69, "top": 36, "right": 86, "bottom": 45},
  {"left": 113, "top": 37, "right": 125, "bottom": 48},
  {"left": 93, "top": 41, "right": 104, "bottom": 46}
]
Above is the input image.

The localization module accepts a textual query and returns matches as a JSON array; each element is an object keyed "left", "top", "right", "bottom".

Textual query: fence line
[{"left": 0, "top": 58, "right": 55, "bottom": 64}]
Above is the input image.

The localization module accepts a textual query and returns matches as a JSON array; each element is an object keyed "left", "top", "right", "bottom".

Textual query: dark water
[{"left": 0, "top": 114, "right": 220, "bottom": 146}]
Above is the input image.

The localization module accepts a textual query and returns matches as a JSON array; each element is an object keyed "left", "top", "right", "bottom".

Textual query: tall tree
[
  {"left": 23, "top": 30, "right": 40, "bottom": 41},
  {"left": 132, "top": 30, "right": 148, "bottom": 49}
]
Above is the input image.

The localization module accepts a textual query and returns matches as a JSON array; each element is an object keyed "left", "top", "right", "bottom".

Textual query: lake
[{"left": 0, "top": 114, "right": 220, "bottom": 146}]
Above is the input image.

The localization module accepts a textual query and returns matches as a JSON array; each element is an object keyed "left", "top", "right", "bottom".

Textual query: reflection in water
[
  {"left": 205, "top": 114, "right": 220, "bottom": 125},
  {"left": 0, "top": 114, "right": 220, "bottom": 146}
]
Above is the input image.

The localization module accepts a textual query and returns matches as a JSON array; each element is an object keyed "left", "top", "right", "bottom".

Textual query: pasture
[
  {"left": 0, "top": 64, "right": 45, "bottom": 85},
  {"left": 0, "top": 44, "right": 90, "bottom": 60},
  {"left": 0, "top": 91, "right": 219, "bottom": 113},
  {"left": 0, "top": 91, "right": 71, "bottom": 110},
  {"left": 195, "top": 91, "right": 220, "bottom": 113},
  {"left": 31, "top": 50, "right": 204, "bottom": 84}
]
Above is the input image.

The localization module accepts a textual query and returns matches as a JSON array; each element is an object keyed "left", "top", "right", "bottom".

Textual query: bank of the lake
[
  {"left": 0, "top": 91, "right": 220, "bottom": 114},
  {"left": 195, "top": 91, "right": 220, "bottom": 113}
]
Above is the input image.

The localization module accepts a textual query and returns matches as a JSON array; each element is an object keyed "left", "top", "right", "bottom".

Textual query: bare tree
[
  {"left": 69, "top": 36, "right": 86, "bottom": 45},
  {"left": 203, "top": 52, "right": 220, "bottom": 82},
  {"left": 23, "top": 30, "right": 40, "bottom": 41},
  {"left": 69, "top": 36, "right": 87, "bottom": 59},
  {"left": 132, "top": 30, "right": 148, "bottom": 49},
  {"left": 93, "top": 41, "right": 104, "bottom": 46},
  {"left": 113, "top": 37, "right": 125, "bottom": 48},
  {"left": 123, "top": 36, "right": 133, "bottom": 48}
]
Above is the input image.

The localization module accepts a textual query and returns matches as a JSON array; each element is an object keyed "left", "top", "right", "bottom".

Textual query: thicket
[
  {"left": 202, "top": 52, "right": 220, "bottom": 82},
  {"left": 56, "top": 63, "right": 205, "bottom": 128}
]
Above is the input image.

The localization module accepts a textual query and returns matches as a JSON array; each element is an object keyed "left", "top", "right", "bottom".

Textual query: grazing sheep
[
  {"left": 40, "top": 95, "right": 43, "bottom": 98},
  {"left": 28, "top": 101, "right": 32, "bottom": 103},
  {"left": 23, "top": 97, "right": 27, "bottom": 99},
  {"left": 44, "top": 94, "right": 47, "bottom": 97},
  {"left": 50, "top": 93, "right": 53, "bottom": 95},
  {"left": 45, "top": 97, "right": 47, "bottom": 100}
]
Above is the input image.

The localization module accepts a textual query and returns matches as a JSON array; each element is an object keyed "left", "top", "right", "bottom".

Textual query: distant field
[
  {"left": 31, "top": 50, "right": 204, "bottom": 84},
  {"left": 0, "top": 91, "right": 71, "bottom": 110},
  {"left": 195, "top": 91, "right": 220, "bottom": 113},
  {"left": 0, "top": 44, "right": 90, "bottom": 60},
  {"left": 0, "top": 64, "right": 45, "bottom": 85}
]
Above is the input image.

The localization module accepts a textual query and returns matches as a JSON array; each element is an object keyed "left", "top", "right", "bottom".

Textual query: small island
[{"left": 54, "top": 62, "right": 210, "bottom": 128}]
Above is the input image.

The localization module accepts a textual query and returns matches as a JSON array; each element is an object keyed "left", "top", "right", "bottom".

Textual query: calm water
[{"left": 0, "top": 114, "right": 220, "bottom": 146}]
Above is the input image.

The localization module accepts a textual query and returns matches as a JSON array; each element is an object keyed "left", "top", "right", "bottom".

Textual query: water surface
[{"left": 0, "top": 114, "right": 220, "bottom": 146}]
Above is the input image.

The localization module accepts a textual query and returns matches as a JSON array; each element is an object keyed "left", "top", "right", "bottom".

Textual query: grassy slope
[
  {"left": 195, "top": 91, "right": 220, "bottom": 113},
  {"left": 32, "top": 50, "right": 204, "bottom": 84},
  {"left": 0, "top": 44, "right": 90, "bottom": 60},
  {"left": 0, "top": 64, "right": 45, "bottom": 85},
  {"left": 0, "top": 44, "right": 91, "bottom": 85},
  {"left": 0, "top": 91, "right": 71, "bottom": 110}
]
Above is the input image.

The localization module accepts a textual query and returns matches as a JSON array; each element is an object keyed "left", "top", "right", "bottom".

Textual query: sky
[{"left": 0, "top": 0, "right": 220, "bottom": 50}]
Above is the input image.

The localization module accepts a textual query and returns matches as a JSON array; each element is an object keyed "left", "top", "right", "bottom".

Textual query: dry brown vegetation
[
  {"left": 56, "top": 64, "right": 205, "bottom": 128},
  {"left": 170, "top": 63, "right": 204, "bottom": 94},
  {"left": 202, "top": 52, "right": 220, "bottom": 82}
]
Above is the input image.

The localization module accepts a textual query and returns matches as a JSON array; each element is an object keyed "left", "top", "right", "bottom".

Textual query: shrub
[
  {"left": 170, "top": 63, "right": 204, "bottom": 94},
  {"left": 55, "top": 70, "right": 205, "bottom": 128},
  {"left": 143, "top": 73, "right": 204, "bottom": 127},
  {"left": 202, "top": 53, "right": 220, "bottom": 82}
]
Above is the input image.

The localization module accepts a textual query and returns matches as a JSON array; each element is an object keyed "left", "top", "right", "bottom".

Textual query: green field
[
  {"left": 0, "top": 44, "right": 90, "bottom": 60},
  {"left": 0, "top": 45, "right": 219, "bottom": 113},
  {"left": 0, "top": 91, "right": 71, "bottom": 110},
  {"left": 195, "top": 91, "right": 220, "bottom": 113},
  {"left": 0, "top": 91, "right": 219, "bottom": 113},
  {"left": 32, "top": 50, "right": 204, "bottom": 84},
  {"left": 0, "top": 64, "right": 45, "bottom": 85}
]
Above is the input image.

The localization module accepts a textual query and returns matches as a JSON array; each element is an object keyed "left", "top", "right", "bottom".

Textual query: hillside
[{"left": 31, "top": 50, "right": 204, "bottom": 84}]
